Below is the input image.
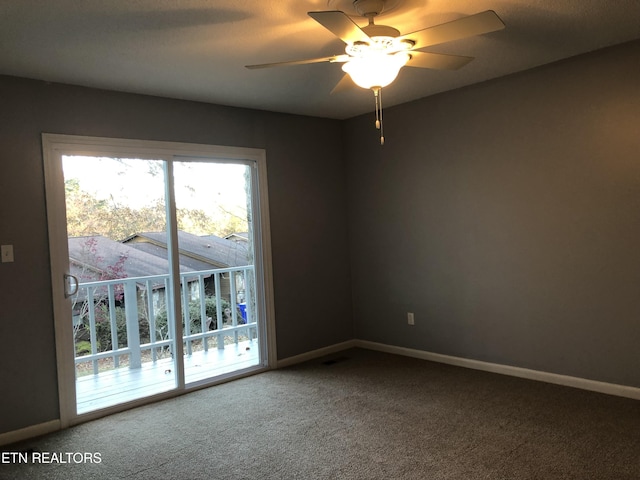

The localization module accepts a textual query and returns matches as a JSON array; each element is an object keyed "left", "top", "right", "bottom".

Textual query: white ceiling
[{"left": 1, "top": 1, "right": 639, "bottom": 119}]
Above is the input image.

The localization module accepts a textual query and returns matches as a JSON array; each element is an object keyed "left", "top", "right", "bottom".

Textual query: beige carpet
[{"left": 2, "top": 348, "right": 639, "bottom": 479}]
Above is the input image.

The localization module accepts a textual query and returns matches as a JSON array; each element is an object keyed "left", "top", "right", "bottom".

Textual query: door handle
[{"left": 64, "top": 273, "right": 79, "bottom": 298}]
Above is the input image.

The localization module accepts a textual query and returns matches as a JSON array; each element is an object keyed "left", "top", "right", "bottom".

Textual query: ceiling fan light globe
[{"left": 342, "top": 52, "right": 409, "bottom": 89}]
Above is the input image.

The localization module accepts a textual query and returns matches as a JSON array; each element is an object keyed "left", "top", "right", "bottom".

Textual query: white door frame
[{"left": 42, "top": 133, "right": 277, "bottom": 428}]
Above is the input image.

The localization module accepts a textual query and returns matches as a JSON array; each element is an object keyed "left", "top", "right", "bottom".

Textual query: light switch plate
[
  {"left": 407, "top": 312, "right": 415, "bottom": 325},
  {"left": 1, "top": 245, "right": 14, "bottom": 263}
]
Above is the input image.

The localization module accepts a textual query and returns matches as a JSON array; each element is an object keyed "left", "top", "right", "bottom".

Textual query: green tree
[{"left": 65, "top": 179, "right": 247, "bottom": 240}]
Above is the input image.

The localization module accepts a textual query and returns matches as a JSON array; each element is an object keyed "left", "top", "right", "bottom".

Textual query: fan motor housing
[
  {"left": 353, "top": 0, "right": 386, "bottom": 17},
  {"left": 362, "top": 23, "right": 400, "bottom": 38}
]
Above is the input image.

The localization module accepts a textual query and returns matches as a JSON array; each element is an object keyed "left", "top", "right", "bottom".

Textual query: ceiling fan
[{"left": 246, "top": 0, "right": 505, "bottom": 144}]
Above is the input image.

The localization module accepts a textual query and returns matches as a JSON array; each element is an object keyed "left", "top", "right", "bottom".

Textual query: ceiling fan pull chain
[
  {"left": 374, "top": 87, "right": 381, "bottom": 129},
  {"left": 380, "top": 88, "right": 385, "bottom": 145},
  {"left": 373, "top": 87, "right": 385, "bottom": 145}
]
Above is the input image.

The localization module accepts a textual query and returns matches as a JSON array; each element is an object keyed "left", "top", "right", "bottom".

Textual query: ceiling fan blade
[
  {"left": 308, "top": 10, "right": 371, "bottom": 44},
  {"left": 245, "top": 54, "right": 349, "bottom": 70},
  {"left": 399, "top": 10, "right": 505, "bottom": 50},
  {"left": 407, "top": 51, "right": 474, "bottom": 70},
  {"left": 330, "top": 74, "right": 356, "bottom": 95}
]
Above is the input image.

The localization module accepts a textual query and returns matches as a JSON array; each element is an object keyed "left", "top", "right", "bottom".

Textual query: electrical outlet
[{"left": 407, "top": 312, "right": 415, "bottom": 325}]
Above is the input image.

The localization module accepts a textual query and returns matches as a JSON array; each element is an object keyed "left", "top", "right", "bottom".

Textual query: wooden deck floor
[{"left": 76, "top": 340, "right": 260, "bottom": 414}]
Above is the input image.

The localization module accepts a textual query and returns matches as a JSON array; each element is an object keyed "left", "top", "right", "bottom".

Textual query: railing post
[
  {"left": 87, "top": 286, "right": 99, "bottom": 375},
  {"left": 108, "top": 284, "right": 120, "bottom": 368},
  {"left": 245, "top": 267, "right": 255, "bottom": 342},
  {"left": 199, "top": 274, "right": 208, "bottom": 352},
  {"left": 182, "top": 275, "right": 192, "bottom": 356},
  {"left": 214, "top": 272, "right": 224, "bottom": 350},
  {"left": 124, "top": 281, "right": 142, "bottom": 369},
  {"left": 146, "top": 280, "right": 157, "bottom": 362},
  {"left": 230, "top": 271, "right": 239, "bottom": 345}
]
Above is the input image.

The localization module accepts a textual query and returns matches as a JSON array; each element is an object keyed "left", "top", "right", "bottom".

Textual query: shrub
[
  {"left": 94, "top": 303, "right": 128, "bottom": 351},
  {"left": 74, "top": 295, "right": 239, "bottom": 355},
  {"left": 75, "top": 340, "right": 93, "bottom": 356},
  {"left": 155, "top": 296, "right": 233, "bottom": 336}
]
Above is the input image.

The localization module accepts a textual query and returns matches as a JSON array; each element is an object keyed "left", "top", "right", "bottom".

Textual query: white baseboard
[
  {"left": 4, "top": 340, "right": 637, "bottom": 447},
  {"left": 0, "top": 419, "right": 61, "bottom": 447},
  {"left": 355, "top": 340, "right": 640, "bottom": 401},
  {"left": 277, "top": 340, "right": 357, "bottom": 368},
  {"left": 277, "top": 339, "right": 640, "bottom": 400}
]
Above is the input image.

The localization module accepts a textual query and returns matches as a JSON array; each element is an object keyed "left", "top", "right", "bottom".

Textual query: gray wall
[
  {"left": 345, "top": 39, "right": 640, "bottom": 388},
  {"left": 2, "top": 38, "right": 639, "bottom": 438},
  {"left": 0, "top": 76, "right": 353, "bottom": 435}
]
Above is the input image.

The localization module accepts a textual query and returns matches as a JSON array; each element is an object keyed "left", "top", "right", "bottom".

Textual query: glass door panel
[
  {"left": 172, "top": 161, "right": 260, "bottom": 385},
  {"left": 62, "top": 155, "right": 178, "bottom": 414}
]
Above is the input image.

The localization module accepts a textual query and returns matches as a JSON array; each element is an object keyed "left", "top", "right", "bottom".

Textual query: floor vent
[{"left": 322, "top": 356, "right": 349, "bottom": 366}]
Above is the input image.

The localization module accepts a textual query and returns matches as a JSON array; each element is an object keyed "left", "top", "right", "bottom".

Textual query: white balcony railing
[{"left": 73, "top": 265, "right": 257, "bottom": 376}]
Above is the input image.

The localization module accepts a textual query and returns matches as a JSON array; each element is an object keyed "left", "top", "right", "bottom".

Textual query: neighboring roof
[
  {"left": 224, "top": 232, "right": 249, "bottom": 243},
  {"left": 123, "top": 240, "right": 220, "bottom": 272},
  {"left": 68, "top": 236, "right": 171, "bottom": 281},
  {"left": 124, "top": 231, "right": 249, "bottom": 268},
  {"left": 69, "top": 230, "right": 248, "bottom": 285}
]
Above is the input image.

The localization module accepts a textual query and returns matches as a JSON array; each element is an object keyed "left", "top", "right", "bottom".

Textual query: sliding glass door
[{"left": 43, "top": 135, "right": 274, "bottom": 424}]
